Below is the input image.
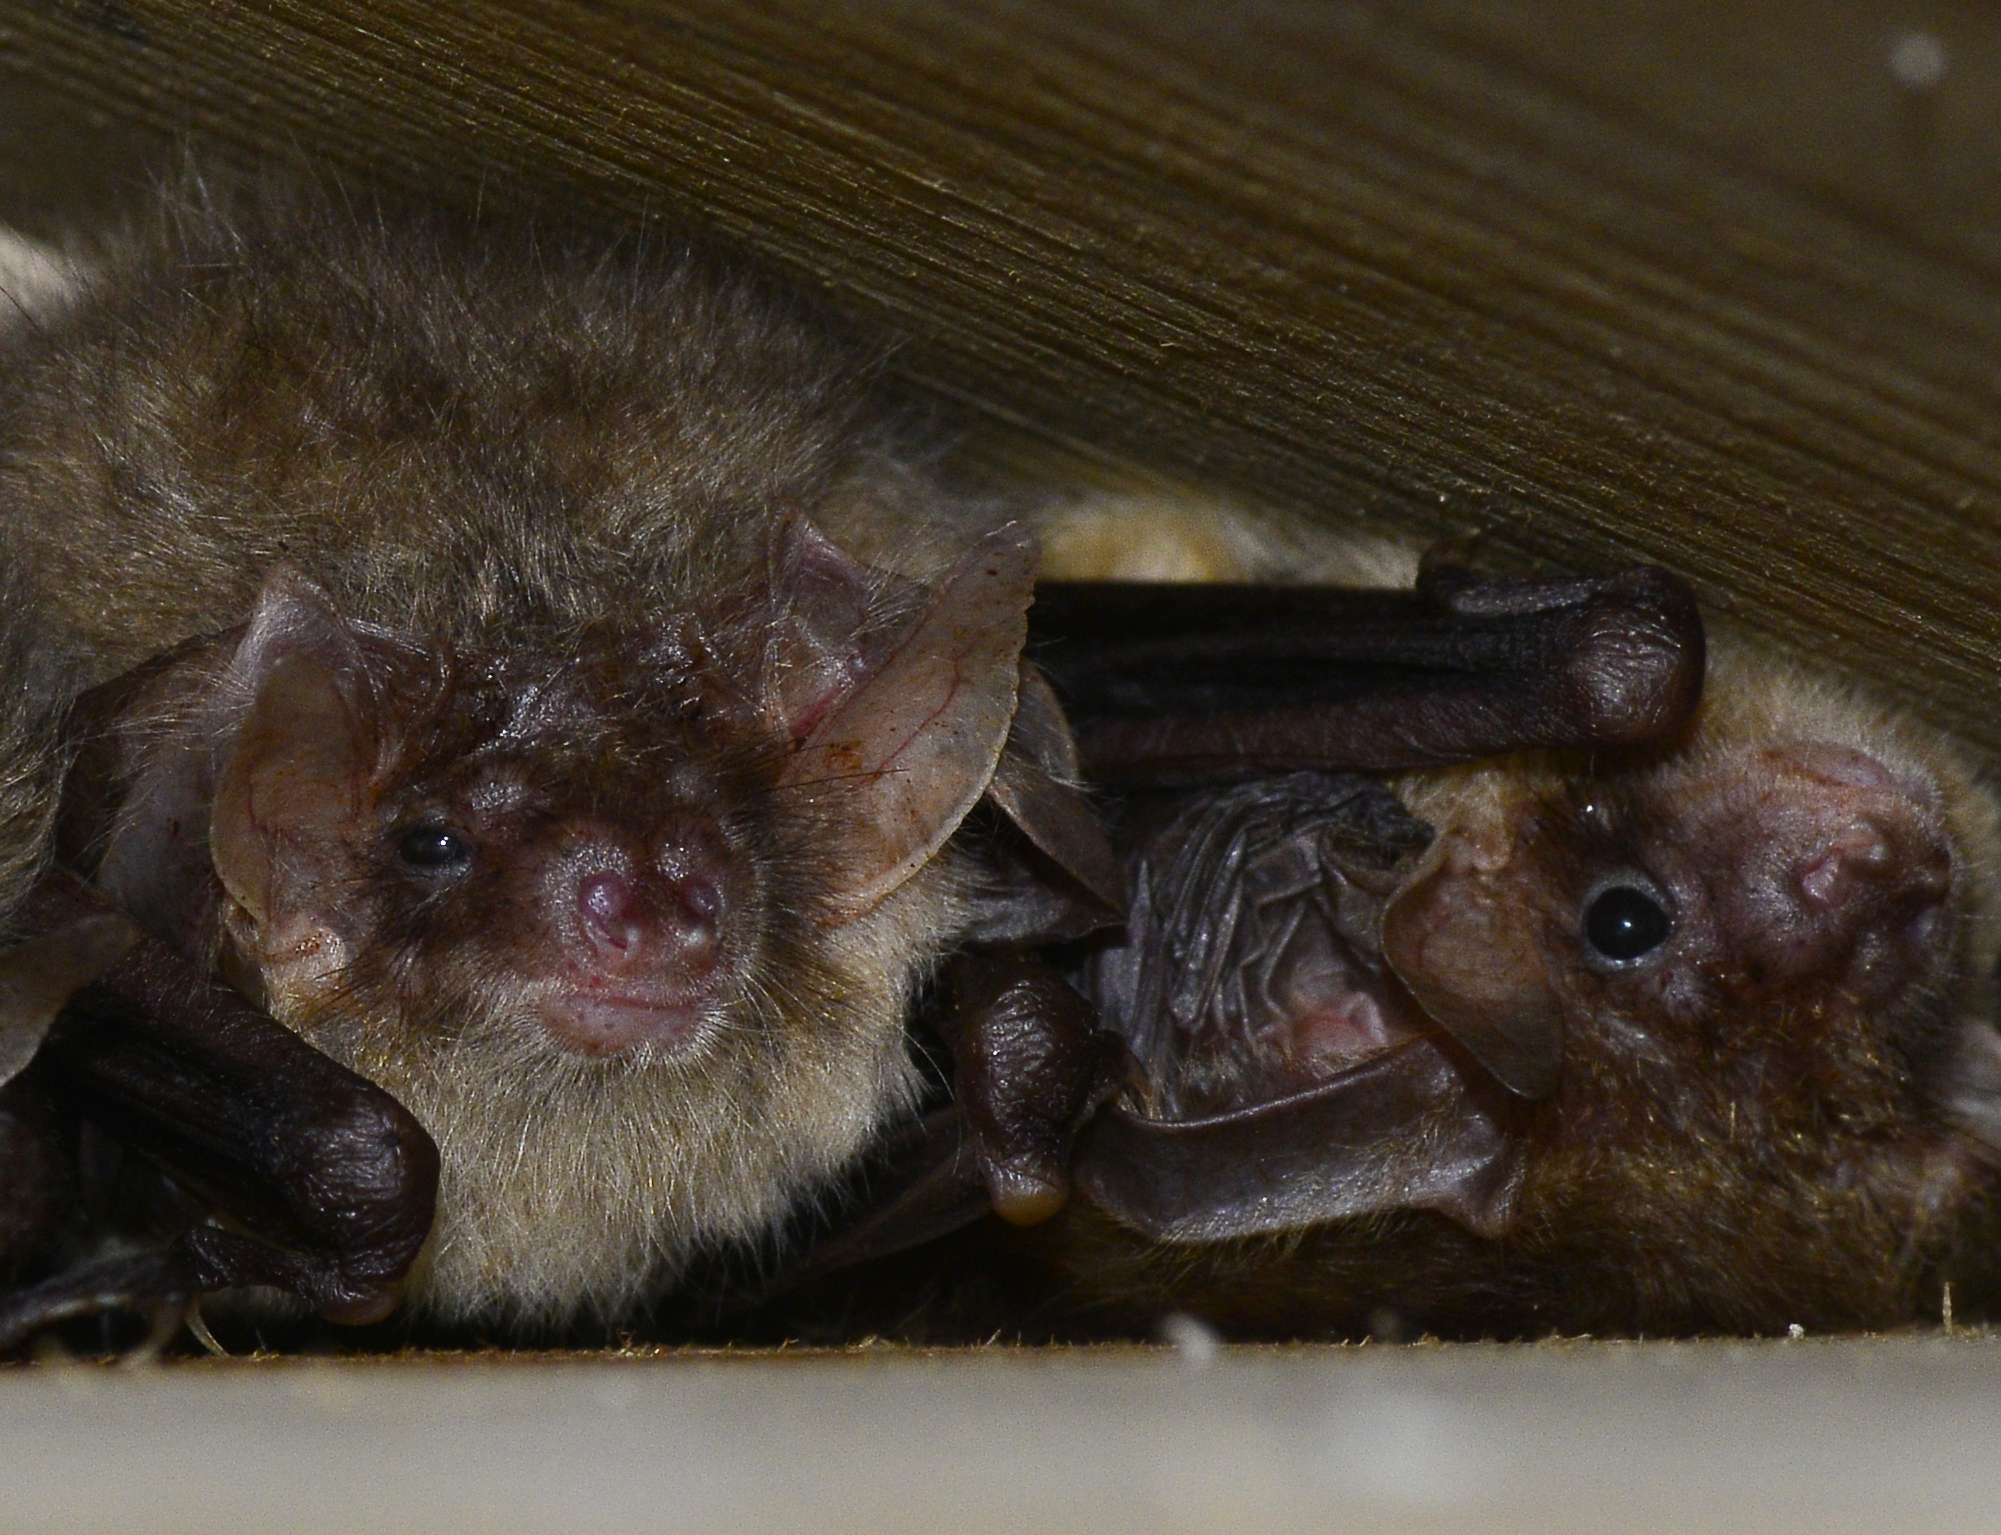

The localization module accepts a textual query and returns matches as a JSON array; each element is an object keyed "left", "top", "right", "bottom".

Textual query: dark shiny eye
[
  {"left": 1584, "top": 884, "right": 1672, "bottom": 963},
  {"left": 396, "top": 824, "right": 472, "bottom": 874}
]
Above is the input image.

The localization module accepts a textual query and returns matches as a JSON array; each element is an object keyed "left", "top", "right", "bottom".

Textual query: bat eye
[
  {"left": 396, "top": 824, "right": 472, "bottom": 874},
  {"left": 1583, "top": 883, "right": 1672, "bottom": 963}
]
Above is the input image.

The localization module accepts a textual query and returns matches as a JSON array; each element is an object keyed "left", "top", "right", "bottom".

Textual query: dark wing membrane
[
  {"left": 767, "top": 567, "right": 1683, "bottom": 1285},
  {"left": 1029, "top": 566, "right": 1703, "bottom": 786},
  {"left": 1076, "top": 773, "right": 1433, "bottom": 1116},
  {"left": 1074, "top": 1041, "right": 1524, "bottom": 1242},
  {"left": 1070, "top": 771, "right": 1534, "bottom": 1240}
]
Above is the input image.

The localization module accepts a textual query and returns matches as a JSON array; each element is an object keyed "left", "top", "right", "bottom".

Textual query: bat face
[
  {"left": 213, "top": 619, "right": 790, "bottom": 1070},
  {"left": 1392, "top": 656, "right": 1989, "bottom": 1132},
  {"left": 199, "top": 597, "right": 869, "bottom": 1325}
]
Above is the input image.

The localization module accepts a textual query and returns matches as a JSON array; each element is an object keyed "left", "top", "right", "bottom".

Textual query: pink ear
[
  {"left": 209, "top": 572, "right": 378, "bottom": 931},
  {"left": 780, "top": 524, "right": 1039, "bottom": 921},
  {"left": 763, "top": 518, "right": 898, "bottom": 743}
]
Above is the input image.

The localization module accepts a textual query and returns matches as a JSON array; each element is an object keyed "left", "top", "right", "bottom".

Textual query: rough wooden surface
[
  {"left": 4, "top": 1336, "right": 2001, "bottom": 1534},
  {"left": 4, "top": 2, "right": 2001, "bottom": 746}
]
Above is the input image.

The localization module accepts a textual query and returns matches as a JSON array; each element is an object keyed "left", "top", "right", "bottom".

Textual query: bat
[
  {"left": 756, "top": 506, "right": 2001, "bottom": 1341},
  {"left": 0, "top": 177, "right": 1112, "bottom": 1345},
  {"left": 1038, "top": 643, "right": 2001, "bottom": 1338}
]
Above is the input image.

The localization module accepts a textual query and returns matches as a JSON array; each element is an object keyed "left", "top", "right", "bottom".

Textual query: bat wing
[
  {"left": 741, "top": 948, "right": 1131, "bottom": 1312},
  {"left": 1069, "top": 770, "right": 1530, "bottom": 1240},
  {"left": 768, "top": 771, "right": 1530, "bottom": 1289},
  {"left": 1029, "top": 563, "right": 1703, "bottom": 786},
  {"left": 1075, "top": 1039, "right": 1522, "bottom": 1241}
]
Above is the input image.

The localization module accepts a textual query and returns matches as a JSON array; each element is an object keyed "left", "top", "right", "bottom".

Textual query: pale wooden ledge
[{"left": 4, "top": 1335, "right": 2000, "bottom": 1534}]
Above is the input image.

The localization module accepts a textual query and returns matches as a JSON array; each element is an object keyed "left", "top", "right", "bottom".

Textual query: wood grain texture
[{"left": 5, "top": 1, "right": 2001, "bottom": 746}]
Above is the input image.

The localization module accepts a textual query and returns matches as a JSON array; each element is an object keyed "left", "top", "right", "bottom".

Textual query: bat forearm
[{"left": 1033, "top": 566, "right": 1704, "bottom": 786}]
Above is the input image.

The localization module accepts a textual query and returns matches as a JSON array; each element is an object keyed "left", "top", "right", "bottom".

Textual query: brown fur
[{"left": 0, "top": 178, "right": 960, "bottom": 668}]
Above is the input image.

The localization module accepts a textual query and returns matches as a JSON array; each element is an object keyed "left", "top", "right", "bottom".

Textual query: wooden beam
[{"left": 6, "top": 2, "right": 2001, "bottom": 746}]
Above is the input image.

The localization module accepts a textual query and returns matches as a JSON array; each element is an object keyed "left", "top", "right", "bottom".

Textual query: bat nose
[
  {"left": 578, "top": 871, "right": 641, "bottom": 953},
  {"left": 1704, "top": 745, "right": 1952, "bottom": 996},
  {"left": 576, "top": 869, "right": 722, "bottom": 975},
  {"left": 659, "top": 874, "right": 724, "bottom": 971},
  {"left": 1766, "top": 748, "right": 1949, "bottom": 908},
  {"left": 1797, "top": 819, "right": 1898, "bottom": 911}
]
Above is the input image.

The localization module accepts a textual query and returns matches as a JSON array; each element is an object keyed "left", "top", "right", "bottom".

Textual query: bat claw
[{"left": 984, "top": 1165, "right": 1071, "bottom": 1227}]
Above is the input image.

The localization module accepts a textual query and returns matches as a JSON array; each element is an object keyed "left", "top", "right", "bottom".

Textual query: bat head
[
  {"left": 1365, "top": 650, "right": 2001, "bottom": 1329},
  {"left": 1390, "top": 652, "right": 1998, "bottom": 1131},
  {"left": 193, "top": 520, "right": 1033, "bottom": 1067},
  {"left": 72, "top": 518, "right": 1037, "bottom": 1325},
  {"left": 206, "top": 597, "right": 767, "bottom": 1062}
]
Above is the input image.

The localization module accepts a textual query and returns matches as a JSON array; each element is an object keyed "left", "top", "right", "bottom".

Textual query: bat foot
[{"left": 0, "top": 1248, "right": 193, "bottom": 1356}]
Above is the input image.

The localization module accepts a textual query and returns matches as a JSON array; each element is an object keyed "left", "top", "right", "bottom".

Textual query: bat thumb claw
[{"left": 985, "top": 1166, "right": 1071, "bottom": 1227}]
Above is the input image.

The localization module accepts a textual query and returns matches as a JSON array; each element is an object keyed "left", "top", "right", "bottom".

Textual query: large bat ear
[
  {"left": 779, "top": 524, "right": 1039, "bottom": 921},
  {"left": 209, "top": 571, "right": 380, "bottom": 943},
  {"left": 762, "top": 518, "right": 890, "bottom": 742},
  {"left": 1379, "top": 803, "right": 1565, "bottom": 1101}
]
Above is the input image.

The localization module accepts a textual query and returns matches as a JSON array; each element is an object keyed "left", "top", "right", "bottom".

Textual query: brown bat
[
  {"left": 760, "top": 515, "right": 2001, "bottom": 1341},
  {"left": 0, "top": 179, "right": 1109, "bottom": 1343},
  {"left": 1039, "top": 645, "right": 2001, "bottom": 1338}
]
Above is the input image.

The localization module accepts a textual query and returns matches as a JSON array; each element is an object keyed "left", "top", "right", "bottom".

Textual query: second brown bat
[{"left": 767, "top": 530, "right": 2001, "bottom": 1340}]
